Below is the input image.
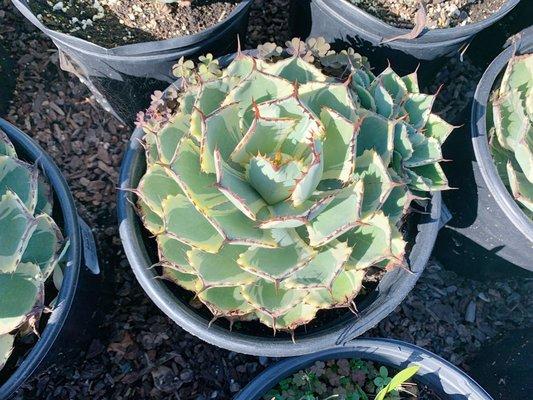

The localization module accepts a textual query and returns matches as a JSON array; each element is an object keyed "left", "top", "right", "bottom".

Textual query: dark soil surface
[
  {"left": 349, "top": 0, "right": 508, "bottom": 29},
  {"left": 29, "top": 0, "right": 241, "bottom": 47},
  {"left": 1, "top": 0, "right": 532, "bottom": 399}
]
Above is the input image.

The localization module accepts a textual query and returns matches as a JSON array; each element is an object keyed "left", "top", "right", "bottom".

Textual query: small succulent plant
[
  {"left": 264, "top": 358, "right": 421, "bottom": 400},
  {"left": 489, "top": 53, "right": 533, "bottom": 218},
  {"left": 0, "top": 130, "right": 65, "bottom": 372},
  {"left": 134, "top": 37, "right": 452, "bottom": 334}
]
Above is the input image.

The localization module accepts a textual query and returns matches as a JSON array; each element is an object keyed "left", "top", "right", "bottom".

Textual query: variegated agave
[
  {"left": 134, "top": 38, "right": 453, "bottom": 334},
  {"left": 489, "top": 53, "right": 533, "bottom": 218},
  {"left": 0, "top": 130, "right": 65, "bottom": 372}
]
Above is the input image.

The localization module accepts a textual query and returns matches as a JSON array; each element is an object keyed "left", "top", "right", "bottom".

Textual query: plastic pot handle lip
[
  {"left": 315, "top": 0, "right": 520, "bottom": 42},
  {"left": 233, "top": 338, "right": 493, "bottom": 400},
  {"left": 11, "top": 0, "right": 253, "bottom": 55},
  {"left": 471, "top": 26, "right": 533, "bottom": 243},
  {"left": 0, "top": 118, "right": 82, "bottom": 399},
  {"left": 117, "top": 100, "right": 441, "bottom": 357}
]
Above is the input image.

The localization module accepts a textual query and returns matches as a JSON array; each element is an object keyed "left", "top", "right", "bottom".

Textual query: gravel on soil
[
  {"left": 29, "top": 0, "right": 241, "bottom": 47},
  {"left": 1, "top": 0, "right": 531, "bottom": 399},
  {"left": 349, "top": 0, "right": 508, "bottom": 29}
]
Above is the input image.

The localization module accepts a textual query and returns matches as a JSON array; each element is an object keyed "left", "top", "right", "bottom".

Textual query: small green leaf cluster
[
  {"left": 134, "top": 37, "right": 452, "bottom": 333},
  {"left": 0, "top": 130, "right": 65, "bottom": 372},
  {"left": 489, "top": 53, "right": 533, "bottom": 218},
  {"left": 264, "top": 358, "right": 420, "bottom": 400}
]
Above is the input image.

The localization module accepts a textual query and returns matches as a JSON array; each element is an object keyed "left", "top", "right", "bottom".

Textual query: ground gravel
[{"left": 0, "top": 0, "right": 531, "bottom": 399}]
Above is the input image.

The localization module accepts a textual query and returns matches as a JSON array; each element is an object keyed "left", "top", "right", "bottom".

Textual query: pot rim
[
  {"left": 11, "top": 0, "right": 253, "bottom": 55},
  {"left": 0, "top": 118, "right": 82, "bottom": 399},
  {"left": 314, "top": 0, "right": 520, "bottom": 43},
  {"left": 234, "top": 338, "right": 493, "bottom": 400},
  {"left": 470, "top": 26, "right": 533, "bottom": 243}
]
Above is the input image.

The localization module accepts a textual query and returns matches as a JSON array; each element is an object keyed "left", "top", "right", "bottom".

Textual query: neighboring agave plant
[
  {"left": 135, "top": 37, "right": 453, "bottom": 335},
  {"left": 0, "top": 130, "right": 64, "bottom": 372},
  {"left": 489, "top": 53, "right": 533, "bottom": 218}
]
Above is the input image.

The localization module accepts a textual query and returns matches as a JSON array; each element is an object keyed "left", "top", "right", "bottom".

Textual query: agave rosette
[
  {"left": 0, "top": 129, "right": 65, "bottom": 371},
  {"left": 134, "top": 38, "right": 453, "bottom": 334},
  {"left": 489, "top": 53, "right": 533, "bottom": 218}
]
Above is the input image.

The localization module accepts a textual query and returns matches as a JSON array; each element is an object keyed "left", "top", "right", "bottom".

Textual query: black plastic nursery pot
[
  {"left": 234, "top": 338, "right": 493, "bottom": 400},
  {"left": 0, "top": 119, "right": 100, "bottom": 399},
  {"left": 435, "top": 26, "right": 532, "bottom": 276},
  {"left": 289, "top": 0, "right": 520, "bottom": 73},
  {"left": 11, "top": 0, "right": 253, "bottom": 126},
  {"left": 118, "top": 116, "right": 443, "bottom": 358}
]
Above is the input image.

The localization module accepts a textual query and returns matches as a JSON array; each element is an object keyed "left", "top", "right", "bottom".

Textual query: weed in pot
[
  {"left": 29, "top": 0, "right": 242, "bottom": 47},
  {"left": 132, "top": 36, "right": 453, "bottom": 336},
  {"left": 263, "top": 359, "right": 430, "bottom": 400},
  {"left": 487, "top": 52, "right": 532, "bottom": 218},
  {"left": 348, "top": 0, "right": 509, "bottom": 29},
  {"left": 0, "top": 129, "right": 66, "bottom": 378}
]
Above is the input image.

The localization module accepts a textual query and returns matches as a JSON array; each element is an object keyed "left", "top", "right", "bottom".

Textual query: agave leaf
[
  {"left": 208, "top": 201, "right": 278, "bottom": 248},
  {"left": 343, "top": 212, "right": 394, "bottom": 270},
  {"left": 157, "top": 235, "right": 194, "bottom": 273},
  {"left": 402, "top": 72, "right": 420, "bottom": 93},
  {"left": 261, "top": 303, "right": 318, "bottom": 331},
  {"left": 507, "top": 161, "right": 533, "bottom": 214},
  {"left": 370, "top": 82, "right": 395, "bottom": 118},
  {"left": 0, "top": 262, "right": 42, "bottom": 335},
  {"left": 0, "top": 334, "right": 14, "bottom": 370},
  {"left": 214, "top": 150, "right": 267, "bottom": 220},
  {"left": 356, "top": 113, "right": 395, "bottom": 166},
  {"left": 263, "top": 56, "right": 328, "bottom": 84},
  {"left": 381, "top": 185, "right": 409, "bottom": 225},
  {"left": 283, "top": 241, "right": 351, "bottom": 289},
  {"left": 407, "top": 163, "right": 449, "bottom": 191},
  {"left": 230, "top": 111, "right": 296, "bottom": 165},
  {"left": 222, "top": 69, "right": 294, "bottom": 121},
  {"left": 242, "top": 279, "right": 308, "bottom": 317},
  {"left": 0, "top": 192, "right": 37, "bottom": 274},
  {"left": 376, "top": 67, "right": 407, "bottom": 103},
  {"left": 290, "top": 141, "right": 324, "bottom": 206},
  {"left": 405, "top": 137, "right": 443, "bottom": 167},
  {"left": 307, "top": 180, "right": 364, "bottom": 247},
  {"left": 162, "top": 194, "right": 224, "bottom": 253},
  {"left": 247, "top": 155, "right": 303, "bottom": 205},
  {"left": 189, "top": 245, "right": 256, "bottom": 287},
  {"left": 238, "top": 233, "right": 316, "bottom": 282},
  {"left": 352, "top": 82, "right": 376, "bottom": 111},
  {"left": 200, "top": 102, "right": 243, "bottom": 173},
  {"left": 21, "top": 214, "right": 63, "bottom": 279},
  {"left": 355, "top": 150, "right": 395, "bottom": 215},
  {"left": 35, "top": 177, "right": 53, "bottom": 215},
  {"left": 161, "top": 266, "right": 199, "bottom": 292},
  {"left": 394, "top": 121, "right": 415, "bottom": 160},
  {"left": 500, "top": 53, "right": 533, "bottom": 100},
  {"left": 170, "top": 138, "right": 228, "bottom": 209},
  {"left": 259, "top": 193, "right": 336, "bottom": 229},
  {"left": 198, "top": 286, "right": 254, "bottom": 317},
  {"left": 137, "top": 164, "right": 183, "bottom": 216},
  {"left": 138, "top": 198, "right": 164, "bottom": 234},
  {"left": 403, "top": 93, "right": 435, "bottom": 129},
  {"left": 0, "top": 130, "right": 16, "bottom": 157},
  {"left": 156, "top": 113, "right": 190, "bottom": 163},
  {"left": 0, "top": 156, "right": 38, "bottom": 213},
  {"left": 190, "top": 80, "right": 232, "bottom": 141},
  {"left": 299, "top": 81, "right": 356, "bottom": 121},
  {"left": 308, "top": 269, "right": 365, "bottom": 308},
  {"left": 424, "top": 114, "right": 454, "bottom": 144},
  {"left": 223, "top": 53, "right": 256, "bottom": 79},
  {"left": 320, "top": 107, "right": 358, "bottom": 182}
]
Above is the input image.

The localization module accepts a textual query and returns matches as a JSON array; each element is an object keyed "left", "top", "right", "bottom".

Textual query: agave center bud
[{"left": 246, "top": 153, "right": 304, "bottom": 205}]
